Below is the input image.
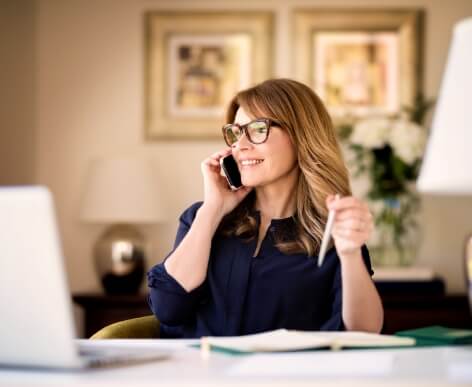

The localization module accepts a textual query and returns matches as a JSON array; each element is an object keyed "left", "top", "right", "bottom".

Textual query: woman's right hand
[{"left": 200, "top": 148, "right": 252, "bottom": 219}]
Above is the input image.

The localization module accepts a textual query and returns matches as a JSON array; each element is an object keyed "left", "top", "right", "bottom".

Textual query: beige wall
[
  {"left": 0, "top": 0, "right": 36, "bottom": 185},
  {"left": 32, "top": 0, "right": 472, "bottom": 296}
]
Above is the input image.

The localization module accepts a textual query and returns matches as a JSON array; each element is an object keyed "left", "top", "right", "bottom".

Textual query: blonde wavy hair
[{"left": 218, "top": 78, "right": 352, "bottom": 256}]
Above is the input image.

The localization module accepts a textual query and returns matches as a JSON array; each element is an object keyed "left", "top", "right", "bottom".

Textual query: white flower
[
  {"left": 389, "top": 119, "right": 427, "bottom": 165},
  {"left": 350, "top": 118, "right": 391, "bottom": 149}
]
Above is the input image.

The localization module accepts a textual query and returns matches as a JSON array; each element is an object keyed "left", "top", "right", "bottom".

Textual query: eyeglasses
[{"left": 222, "top": 118, "right": 281, "bottom": 146}]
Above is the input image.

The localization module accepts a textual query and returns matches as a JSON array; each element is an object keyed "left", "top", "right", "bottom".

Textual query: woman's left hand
[{"left": 326, "top": 195, "right": 374, "bottom": 260}]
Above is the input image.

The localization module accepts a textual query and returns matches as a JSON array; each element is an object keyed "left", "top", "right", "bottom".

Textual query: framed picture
[
  {"left": 145, "top": 11, "right": 273, "bottom": 140},
  {"left": 293, "top": 9, "right": 423, "bottom": 118}
]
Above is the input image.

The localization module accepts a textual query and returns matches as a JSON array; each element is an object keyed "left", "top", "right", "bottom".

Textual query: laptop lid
[{"left": 0, "top": 186, "right": 82, "bottom": 368}]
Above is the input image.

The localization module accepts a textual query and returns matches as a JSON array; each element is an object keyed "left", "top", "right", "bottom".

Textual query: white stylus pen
[{"left": 317, "top": 194, "right": 340, "bottom": 267}]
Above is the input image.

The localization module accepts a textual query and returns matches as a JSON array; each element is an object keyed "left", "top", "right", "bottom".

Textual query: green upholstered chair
[{"left": 90, "top": 315, "right": 160, "bottom": 339}]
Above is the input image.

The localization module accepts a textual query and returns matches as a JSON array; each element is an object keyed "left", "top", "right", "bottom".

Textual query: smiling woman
[
  {"left": 147, "top": 78, "right": 384, "bottom": 338},
  {"left": 219, "top": 79, "right": 346, "bottom": 256}
]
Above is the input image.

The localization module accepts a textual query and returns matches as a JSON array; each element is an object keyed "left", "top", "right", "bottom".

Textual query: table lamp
[
  {"left": 81, "top": 158, "right": 164, "bottom": 294},
  {"left": 416, "top": 18, "right": 472, "bottom": 311}
]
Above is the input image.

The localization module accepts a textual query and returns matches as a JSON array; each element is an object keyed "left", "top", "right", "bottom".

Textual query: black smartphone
[{"left": 220, "top": 154, "right": 243, "bottom": 190}]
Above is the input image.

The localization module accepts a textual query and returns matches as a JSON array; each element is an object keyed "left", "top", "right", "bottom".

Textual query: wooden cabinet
[
  {"left": 73, "top": 294, "right": 151, "bottom": 338},
  {"left": 381, "top": 293, "right": 471, "bottom": 333},
  {"left": 73, "top": 287, "right": 472, "bottom": 338}
]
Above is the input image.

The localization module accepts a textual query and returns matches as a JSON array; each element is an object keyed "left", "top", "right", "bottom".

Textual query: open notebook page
[{"left": 202, "top": 329, "right": 415, "bottom": 353}]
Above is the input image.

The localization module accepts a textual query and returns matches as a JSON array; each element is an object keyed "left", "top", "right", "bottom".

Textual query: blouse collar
[{"left": 251, "top": 209, "right": 296, "bottom": 227}]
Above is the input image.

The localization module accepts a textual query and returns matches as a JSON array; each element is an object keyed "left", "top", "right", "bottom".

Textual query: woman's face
[{"left": 231, "top": 107, "right": 298, "bottom": 188}]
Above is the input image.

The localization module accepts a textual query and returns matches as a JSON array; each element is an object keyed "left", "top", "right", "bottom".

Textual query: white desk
[{"left": 0, "top": 340, "right": 471, "bottom": 386}]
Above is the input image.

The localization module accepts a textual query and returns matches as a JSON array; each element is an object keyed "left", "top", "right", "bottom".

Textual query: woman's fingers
[
  {"left": 335, "top": 208, "right": 370, "bottom": 221},
  {"left": 328, "top": 197, "right": 373, "bottom": 228},
  {"left": 202, "top": 149, "right": 231, "bottom": 168},
  {"left": 205, "top": 149, "right": 230, "bottom": 161},
  {"left": 328, "top": 196, "right": 369, "bottom": 212},
  {"left": 209, "top": 148, "right": 232, "bottom": 162},
  {"left": 202, "top": 149, "right": 234, "bottom": 171},
  {"left": 335, "top": 218, "right": 370, "bottom": 231},
  {"left": 327, "top": 196, "right": 374, "bottom": 251},
  {"left": 332, "top": 225, "right": 370, "bottom": 239}
]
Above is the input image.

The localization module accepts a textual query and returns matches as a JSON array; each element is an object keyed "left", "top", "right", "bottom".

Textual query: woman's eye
[{"left": 251, "top": 124, "right": 267, "bottom": 133}]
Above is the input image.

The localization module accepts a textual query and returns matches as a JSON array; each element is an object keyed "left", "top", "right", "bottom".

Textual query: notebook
[
  {"left": 0, "top": 186, "right": 170, "bottom": 369},
  {"left": 396, "top": 326, "right": 472, "bottom": 346},
  {"left": 201, "top": 328, "right": 416, "bottom": 354}
]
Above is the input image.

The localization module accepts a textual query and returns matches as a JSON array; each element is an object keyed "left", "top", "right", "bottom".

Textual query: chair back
[{"left": 91, "top": 315, "right": 159, "bottom": 339}]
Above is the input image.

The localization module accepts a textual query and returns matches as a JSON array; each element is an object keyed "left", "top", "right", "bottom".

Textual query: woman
[{"left": 147, "top": 78, "right": 383, "bottom": 338}]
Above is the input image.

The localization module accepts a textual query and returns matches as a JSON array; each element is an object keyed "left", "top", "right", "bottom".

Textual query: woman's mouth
[{"left": 240, "top": 159, "right": 264, "bottom": 167}]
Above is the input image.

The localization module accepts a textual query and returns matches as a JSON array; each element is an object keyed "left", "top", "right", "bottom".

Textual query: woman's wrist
[
  {"left": 198, "top": 203, "right": 224, "bottom": 230},
  {"left": 338, "top": 249, "right": 363, "bottom": 265}
]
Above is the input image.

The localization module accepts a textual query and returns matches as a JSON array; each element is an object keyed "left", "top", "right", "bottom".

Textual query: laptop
[{"left": 0, "top": 186, "right": 170, "bottom": 369}]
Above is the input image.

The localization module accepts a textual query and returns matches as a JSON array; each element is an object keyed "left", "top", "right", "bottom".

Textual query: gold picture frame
[
  {"left": 293, "top": 9, "right": 423, "bottom": 118},
  {"left": 145, "top": 11, "right": 273, "bottom": 140}
]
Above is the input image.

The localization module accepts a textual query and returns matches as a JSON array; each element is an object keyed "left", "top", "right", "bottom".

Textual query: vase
[{"left": 369, "top": 194, "right": 421, "bottom": 267}]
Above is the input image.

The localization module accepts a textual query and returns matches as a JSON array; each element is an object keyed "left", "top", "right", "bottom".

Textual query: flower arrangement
[{"left": 338, "top": 95, "right": 434, "bottom": 266}]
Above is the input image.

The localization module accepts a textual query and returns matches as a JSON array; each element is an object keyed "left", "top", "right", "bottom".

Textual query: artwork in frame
[
  {"left": 145, "top": 11, "right": 273, "bottom": 140},
  {"left": 293, "top": 9, "right": 423, "bottom": 119}
]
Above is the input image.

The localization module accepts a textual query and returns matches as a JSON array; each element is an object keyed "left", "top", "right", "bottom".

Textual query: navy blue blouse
[{"left": 147, "top": 202, "right": 373, "bottom": 338}]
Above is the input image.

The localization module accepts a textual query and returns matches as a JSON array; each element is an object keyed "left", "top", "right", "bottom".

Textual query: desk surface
[{"left": 0, "top": 340, "right": 471, "bottom": 386}]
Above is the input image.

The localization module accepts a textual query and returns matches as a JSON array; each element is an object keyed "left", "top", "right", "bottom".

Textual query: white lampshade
[
  {"left": 81, "top": 158, "right": 165, "bottom": 223},
  {"left": 417, "top": 18, "right": 472, "bottom": 195}
]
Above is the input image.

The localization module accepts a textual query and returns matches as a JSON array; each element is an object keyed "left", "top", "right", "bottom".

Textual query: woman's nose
[{"left": 232, "top": 130, "right": 251, "bottom": 150}]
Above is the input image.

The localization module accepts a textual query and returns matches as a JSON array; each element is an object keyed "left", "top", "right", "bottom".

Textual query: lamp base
[{"left": 94, "top": 224, "right": 146, "bottom": 295}]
